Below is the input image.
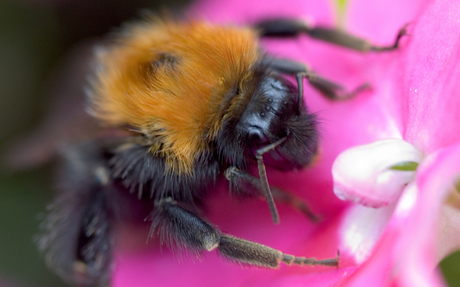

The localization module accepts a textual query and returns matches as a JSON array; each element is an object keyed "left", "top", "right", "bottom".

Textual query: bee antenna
[{"left": 255, "top": 137, "right": 287, "bottom": 225}]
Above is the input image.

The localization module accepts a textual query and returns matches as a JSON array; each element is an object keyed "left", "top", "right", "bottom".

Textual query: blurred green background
[{"left": 0, "top": 0, "right": 459, "bottom": 286}]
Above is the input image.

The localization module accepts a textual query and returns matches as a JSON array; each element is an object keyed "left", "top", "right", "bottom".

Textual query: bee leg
[
  {"left": 219, "top": 236, "right": 340, "bottom": 268},
  {"left": 263, "top": 57, "right": 369, "bottom": 101},
  {"left": 224, "top": 166, "right": 320, "bottom": 222},
  {"left": 295, "top": 70, "right": 370, "bottom": 101},
  {"left": 254, "top": 18, "right": 408, "bottom": 52},
  {"left": 150, "top": 197, "right": 338, "bottom": 268},
  {"left": 38, "top": 143, "right": 116, "bottom": 286}
]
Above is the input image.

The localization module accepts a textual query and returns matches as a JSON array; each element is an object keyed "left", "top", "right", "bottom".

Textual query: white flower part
[
  {"left": 332, "top": 139, "right": 423, "bottom": 208},
  {"left": 339, "top": 203, "right": 396, "bottom": 264}
]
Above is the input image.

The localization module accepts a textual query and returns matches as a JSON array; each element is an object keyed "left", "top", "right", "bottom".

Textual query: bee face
[{"left": 237, "top": 74, "right": 319, "bottom": 171}]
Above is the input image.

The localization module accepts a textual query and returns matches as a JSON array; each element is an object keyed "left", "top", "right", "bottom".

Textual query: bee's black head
[
  {"left": 237, "top": 74, "right": 319, "bottom": 170},
  {"left": 215, "top": 70, "right": 320, "bottom": 225}
]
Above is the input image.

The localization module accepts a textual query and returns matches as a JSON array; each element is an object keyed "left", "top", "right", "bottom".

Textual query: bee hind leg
[
  {"left": 38, "top": 143, "right": 117, "bottom": 286},
  {"left": 150, "top": 197, "right": 338, "bottom": 268}
]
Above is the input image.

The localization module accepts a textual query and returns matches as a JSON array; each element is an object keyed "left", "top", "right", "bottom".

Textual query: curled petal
[
  {"left": 343, "top": 141, "right": 460, "bottom": 287},
  {"left": 332, "top": 139, "right": 423, "bottom": 208}
]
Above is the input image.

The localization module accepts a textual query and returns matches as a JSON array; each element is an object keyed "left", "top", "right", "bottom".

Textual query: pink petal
[
  {"left": 347, "top": 0, "right": 430, "bottom": 43},
  {"left": 190, "top": 0, "right": 334, "bottom": 25},
  {"left": 398, "top": 0, "right": 460, "bottom": 152}
]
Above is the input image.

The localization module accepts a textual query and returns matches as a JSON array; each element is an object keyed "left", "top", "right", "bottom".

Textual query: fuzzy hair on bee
[
  {"left": 89, "top": 17, "right": 276, "bottom": 173},
  {"left": 37, "top": 12, "right": 408, "bottom": 286}
]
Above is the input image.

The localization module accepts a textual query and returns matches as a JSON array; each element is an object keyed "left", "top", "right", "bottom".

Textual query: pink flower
[
  {"left": 113, "top": 0, "right": 460, "bottom": 286},
  {"left": 331, "top": 0, "right": 460, "bottom": 285}
]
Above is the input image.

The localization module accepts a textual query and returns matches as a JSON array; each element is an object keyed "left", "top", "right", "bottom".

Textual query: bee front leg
[
  {"left": 262, "top": 57, "right": 369, "bottom": 101},
  {"left": 254, "top": 18, "right": 408, "bottom": 52},
  {"left": 224, "top": 166, "right": 319, "bottom": 222},
  {"left": 150, "top": 197, "right": 338, "bottom": 268}
]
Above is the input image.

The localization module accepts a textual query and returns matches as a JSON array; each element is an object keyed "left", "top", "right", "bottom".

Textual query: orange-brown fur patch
[{"left": 89, "top": 16, "right": 260, "bottom": 173}]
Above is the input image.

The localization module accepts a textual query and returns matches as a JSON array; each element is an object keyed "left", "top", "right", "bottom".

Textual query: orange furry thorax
[{"left": 89, "top": 17, "right": 261, "bottom": 173}]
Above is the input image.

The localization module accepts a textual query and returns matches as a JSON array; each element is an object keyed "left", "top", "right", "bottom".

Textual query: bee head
[{"left": 240, "top": 75, "right": 319, "bottom": 171}]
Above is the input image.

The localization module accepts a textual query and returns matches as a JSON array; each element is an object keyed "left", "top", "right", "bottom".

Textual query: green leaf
[{"left": 389, "top": 161, "right": 419, "bottom": 171}]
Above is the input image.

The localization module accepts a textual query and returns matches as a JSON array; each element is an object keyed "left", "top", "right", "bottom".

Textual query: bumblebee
[{"left": 37, "top": 14, "right": 406, "bottom": 286}]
